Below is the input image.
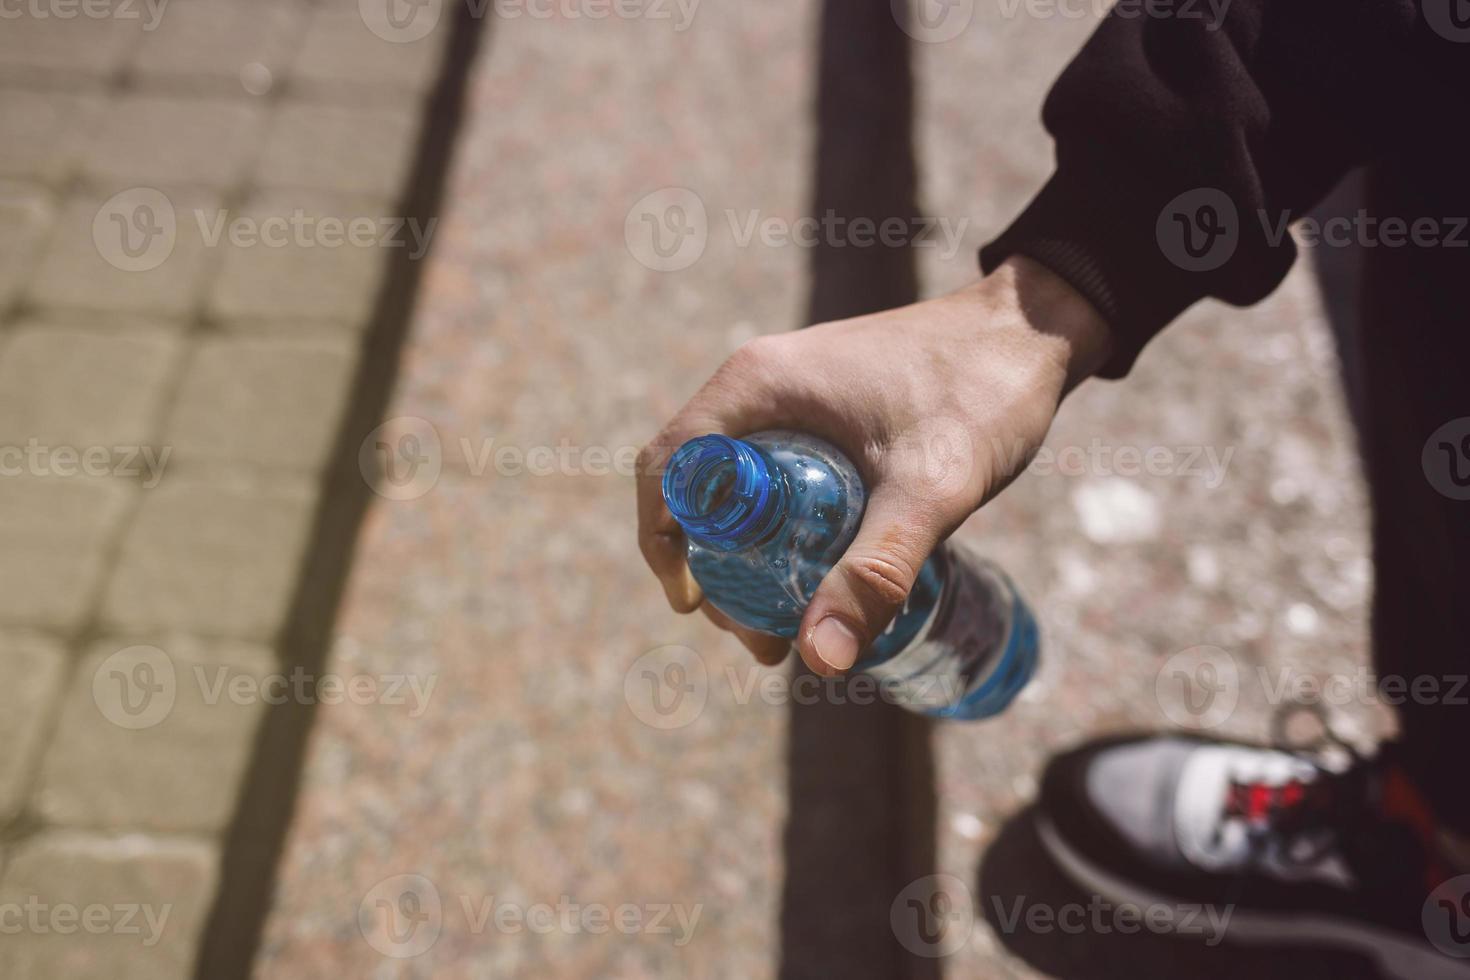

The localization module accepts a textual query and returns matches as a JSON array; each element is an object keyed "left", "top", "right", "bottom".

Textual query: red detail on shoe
[
  {"left": 1224, "top": 778, "right": 1318, "bottom": 827},
  {"left": 1379, "top": 766, "right": 1447, "bottom": 891},
  {"left": 1249, "top": 784, "right": 1273, "bottom": 820}
]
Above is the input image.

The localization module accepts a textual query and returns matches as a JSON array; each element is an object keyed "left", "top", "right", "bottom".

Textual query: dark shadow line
[
  {"left": 778, "top": 2, "right": 939, "bottom": 978},
  {"left": 191, "top": 10, "right": 489, "bottom": 978}
]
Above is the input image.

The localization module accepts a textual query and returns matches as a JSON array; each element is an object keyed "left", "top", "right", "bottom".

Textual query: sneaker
[{"left": 1035, "top": 729, "right": 1470, "bottom": 979}]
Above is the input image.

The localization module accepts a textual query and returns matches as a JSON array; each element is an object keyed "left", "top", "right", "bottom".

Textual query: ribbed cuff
[{"left": 980, "top": 173, "right": 1211, "bottom": 379}]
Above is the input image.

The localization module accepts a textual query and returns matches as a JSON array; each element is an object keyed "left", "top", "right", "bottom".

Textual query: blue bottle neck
[{"left": 662, "top": 435, "right": 788, "bottom": 549}]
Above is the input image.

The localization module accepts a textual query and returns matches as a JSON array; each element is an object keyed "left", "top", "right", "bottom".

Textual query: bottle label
[{"left": 862, "top": 544, "right": 1014, "bottom": 713}]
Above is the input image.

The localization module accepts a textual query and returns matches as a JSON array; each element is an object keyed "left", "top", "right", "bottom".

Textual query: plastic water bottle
[{"left": 661, "top": 430, "right": 1039, "bottom": 720}]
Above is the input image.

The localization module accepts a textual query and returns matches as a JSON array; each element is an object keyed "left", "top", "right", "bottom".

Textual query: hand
[{"left": 636, "top": 257, "right": 1112, "bottom": 676}]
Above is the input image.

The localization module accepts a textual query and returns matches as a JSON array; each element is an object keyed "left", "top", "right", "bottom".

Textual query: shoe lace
[
  {"left": 1222, "top": 701, "right": 1367, "bottom": 869},
  {"left": 1230, "top": 701, "right": 1441, "bottom": 899}
]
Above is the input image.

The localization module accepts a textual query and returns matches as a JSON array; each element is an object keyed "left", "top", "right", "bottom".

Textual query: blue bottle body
[{"left": 662, "top": 430, "right": 1038, "bottom": 720}]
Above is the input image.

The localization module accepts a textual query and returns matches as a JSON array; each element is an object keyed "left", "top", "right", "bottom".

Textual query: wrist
[{"left": 967, "top": 256, "right": 1114, "bottom": 391}]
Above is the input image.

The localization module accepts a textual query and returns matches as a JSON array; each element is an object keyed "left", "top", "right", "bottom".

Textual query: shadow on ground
[
  {"left": 777, "top": 1, "right": 938, "bottom": 978},
  {"left": 978, "top": 806, "right": 1385, "bottom": 980},
  {"left": 191, "top": 8, "right": 488, "bottom": 979}
]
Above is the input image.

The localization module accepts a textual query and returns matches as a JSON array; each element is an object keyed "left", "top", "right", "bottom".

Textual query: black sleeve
[{"left": 979, "top": 0, "right": 1444, "bottom": 378}]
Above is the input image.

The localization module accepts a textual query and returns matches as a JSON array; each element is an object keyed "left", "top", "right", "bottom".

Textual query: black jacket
[{"left": 980, "top": 0, "right": 1469, "bottom": 377}]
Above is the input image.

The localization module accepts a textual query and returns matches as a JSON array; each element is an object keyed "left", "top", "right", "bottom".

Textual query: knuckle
[
  {"left": 843, "top": 552, "right": 917, "bottom": 610},
  {"left": 635, "top": 442, "right": 663, "bottom": 477},
  {"left": 723, "top": 334, "right": 783, "bottom": 377}
]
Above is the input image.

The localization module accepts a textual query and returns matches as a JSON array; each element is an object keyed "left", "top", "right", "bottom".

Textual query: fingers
[
  {"left": 636, "top": 414, "right": 718, "bottom": 614},
  {"left": 700, "top": 601, "right": 790, "bottom": 665},
  {"left": 794, "top": 488, "right": 945, "bottom": 677},
  {"left": 636, "top": 451, "right": 703, "bottom": 613},
  {"left": 636, "top": 339, "right": 787, "bottom": 614}
]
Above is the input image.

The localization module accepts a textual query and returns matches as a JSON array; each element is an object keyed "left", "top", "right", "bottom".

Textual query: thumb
[{"left": 795, "top": 491, "right": 945, "bottom": 677}]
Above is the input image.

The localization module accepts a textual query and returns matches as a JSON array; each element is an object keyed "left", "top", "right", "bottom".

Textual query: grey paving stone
[
  {"left": 206, "top": 192, "right": 391, "bottom": 330},
  {"left": 0, "top": 321, "right": 181, "bottom": 451},
  {"left": 78, "top": 94, "right": 265, "bottom": 191},
  {"left": 37, "top": 636, "right": 274, "bottom": 833},
  {"left": 101, "top": 478, "right": 317, "bottom": 641},
  {"left": 0, "top": 633, "right": 69, "bottom": 823},
  {"left": 128, "top": 0, "right": 302, "bottom": 95},
  {"left": 0, "top": 831, "right": 218, "bottom": 980},
  {"left": 0, "top": 472, "right": 135, "bottom": 633},
  {"left": 0, "top": 88, "right": 102, "bottom": 185},
  {"left": 256, "top": 102, "right": 420, "bottom": 198},
  {"left": 290, "top": 7, "right": 448, "bottom": 104},
  {"left": 0, "top": 472, "right": 136, "bottom": 545},
  {"left": 0, "top": 3, "right": 148, "bottom": 87},
  {"left": 27, "top": 188, "right": 218, "bottom": 317},
  {"left": 0, "top": 187, "right": 53, "bottom": 312},
  {"left": 164, "top": 334, "right": 359, "bottom": 472},
  {"left": 0, "top": 550, "right": 108, "bottom": 633}
]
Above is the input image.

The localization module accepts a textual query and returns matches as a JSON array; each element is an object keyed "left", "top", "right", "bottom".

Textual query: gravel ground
[{"left": 256, "top": 4, "right": 1384, "bottom": 978}]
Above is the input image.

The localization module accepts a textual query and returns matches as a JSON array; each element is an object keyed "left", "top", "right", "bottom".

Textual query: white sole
[{"left": 1035, "top": 813, "right": 1470, "bottom": 980}]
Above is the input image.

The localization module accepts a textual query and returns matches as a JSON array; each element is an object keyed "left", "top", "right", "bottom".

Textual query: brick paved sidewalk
[{"left": 0, "top": 2, "right": 459, "bottom": 976}]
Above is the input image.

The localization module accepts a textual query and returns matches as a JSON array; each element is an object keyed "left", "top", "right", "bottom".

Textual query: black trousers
[{"left": 1315, "top": 152, "right": 1470, "bottom": 833}]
